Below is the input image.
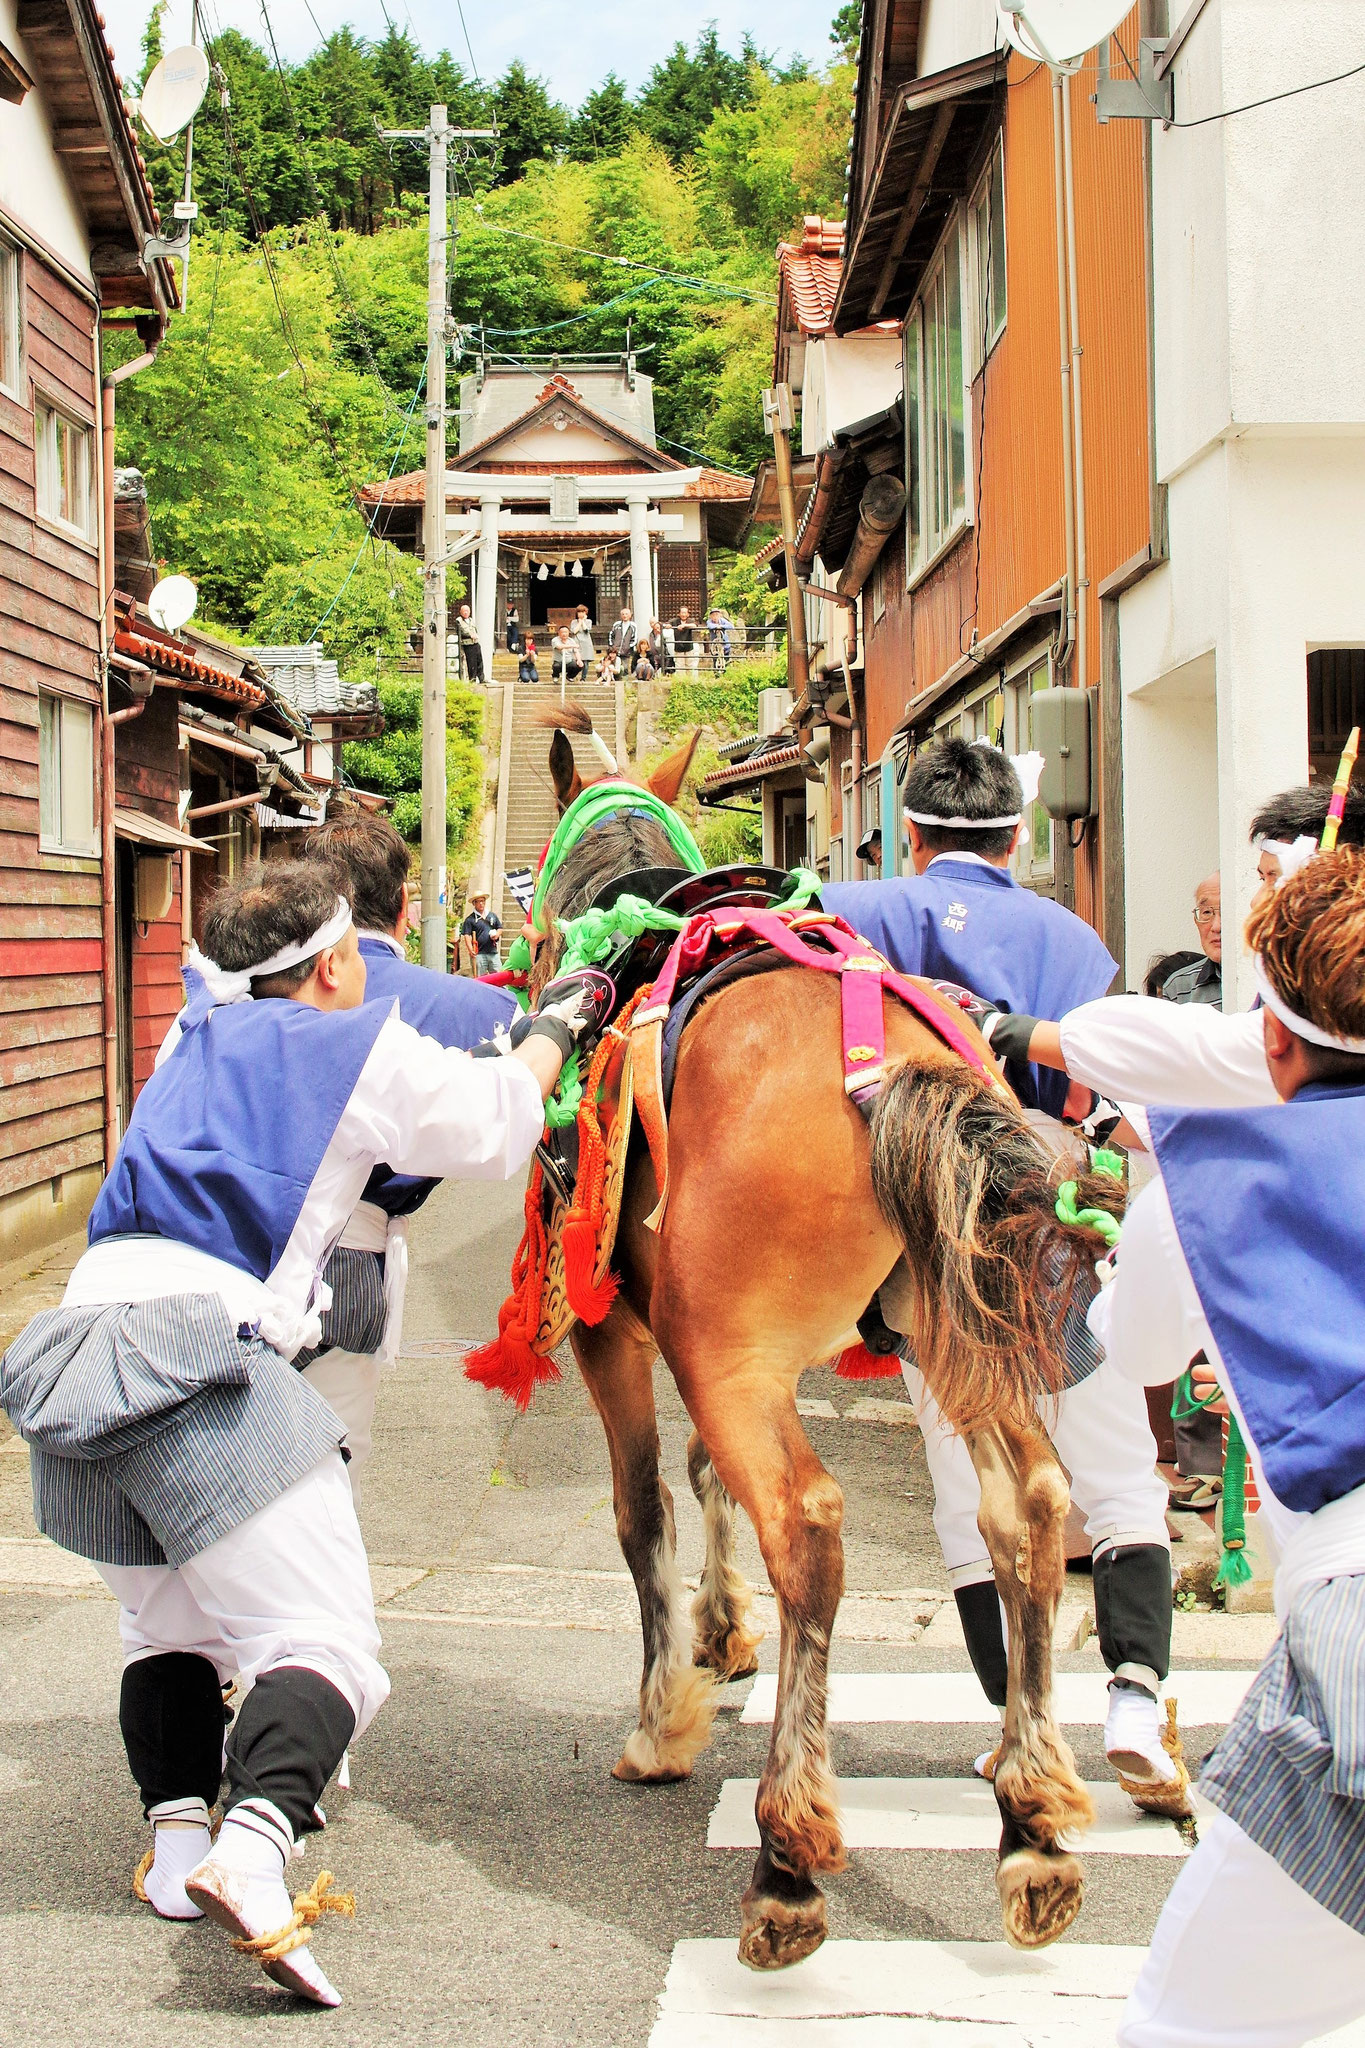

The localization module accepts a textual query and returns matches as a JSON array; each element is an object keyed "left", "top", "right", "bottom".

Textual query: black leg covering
[
  {"left": 120, "top": 1652, "right": 225, "bottom": 1814},
  {"left": 224, "top": 1665, "right": 356, "bottom": 1839},
  {"left": 1093, "top": 1543, "right": 1173, "bottom": 1688},
  {"left": 955, "top": 1581, "right": 1009, "bottom": 1710}
]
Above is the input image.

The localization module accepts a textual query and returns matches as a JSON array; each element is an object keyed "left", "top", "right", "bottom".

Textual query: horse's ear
[
  {"left": 646, "top": 729, "right": 700, "bottom": 807},
  {"left": 550, "top": 730, "right": 582, "bottom": 812}
]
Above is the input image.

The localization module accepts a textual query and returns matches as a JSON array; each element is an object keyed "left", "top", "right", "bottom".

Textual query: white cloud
[{"left": 104, "top": 0, "right": 840, "bottom": 105}]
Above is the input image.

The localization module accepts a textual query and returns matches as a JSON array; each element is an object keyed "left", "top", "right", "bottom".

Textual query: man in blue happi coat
[
  {"left": 0, "top": 860, "right": 598, "bottom": 2008},
  {"left": 826, "top": 738, "right": 1179, "bottom": 1802},
  {"left": 1097, "top": 847, "right": 1365, "bottom": 2046},
  {"left": 293, "top": 811, "right": 520, "bottom": 1485}
]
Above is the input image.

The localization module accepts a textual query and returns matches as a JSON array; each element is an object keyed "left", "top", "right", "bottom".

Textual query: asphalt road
[{"left": 0, "top": 1178, "right": 1275, "bottom": 2045}]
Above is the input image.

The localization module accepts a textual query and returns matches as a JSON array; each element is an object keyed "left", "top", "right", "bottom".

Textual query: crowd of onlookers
[{"left": 453, "top": 601, "right": 739, "bottom": 688}]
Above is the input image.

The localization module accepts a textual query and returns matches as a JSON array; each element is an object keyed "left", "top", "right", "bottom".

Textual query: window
[
  {"left": 0, "top": 236, "right": 19, "bottom": 397},
  {"left": 38, "top": 692, "right": 97, "bottom": 855},
  {"left": 35, "top": 399, "right": 93, "bottom": 537},
  {"left": 904, "top": 217, "right": 968, "bottom": 582},
  {"left": 969, "top": 136, "right": 1007, "bottom": 368}
]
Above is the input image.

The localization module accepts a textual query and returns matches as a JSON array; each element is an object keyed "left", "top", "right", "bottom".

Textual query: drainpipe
[
  {"left": 99, "top": 347, "right": 161, "bottom": 1166},
  {"left": 1050, "top": 73, "right": 1077, "bottom": 677},
  {"left": 1061, "top": 72, "right": 1088, "bottom": 691},
  {"left": 186, "top": 792, "right": 267, "bottom": 821}
]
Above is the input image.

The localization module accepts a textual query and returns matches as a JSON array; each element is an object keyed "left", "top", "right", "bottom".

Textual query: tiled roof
[
  {"left": 777, "top": 216, "right": 847, "bottom": 338},
  {"left": 113, "top": 626, "right": 266, "bottom": 708},
  {"left": 686, "top": 470, "right": 752, "bottom": 501},
  {"left": 700, "top": 740, "right": 804, "bottom": 794},
  {"left": 244, "top": 646, "right": 379, "bottom": 718}
]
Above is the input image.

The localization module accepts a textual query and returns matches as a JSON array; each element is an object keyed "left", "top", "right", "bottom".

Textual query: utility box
[
  {"left": 757, "top": 687, "right": 793, "bottom": 737},
  {"left": 1031, "top": 687, "right": 1097, "bottom": 820},
  {"left": 134, "top": 852, "right": 175, "bottom": 924}
]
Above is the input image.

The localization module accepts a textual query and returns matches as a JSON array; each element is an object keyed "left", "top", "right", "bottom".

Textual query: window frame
[
  {"left": 38, "top": 689, "right": 99, "bottom": 857},
  {"left": 903, "top": 209, "right": 972, "bottom": 591},
  {"left": 34, "top": 394, "right": 95, "bottom": 540},
  {"left": 968, "top": 133, "right": 1008, "bottom": 373},
  {"left": 0, "top": 234, "right": 21, "bottom": 401}
]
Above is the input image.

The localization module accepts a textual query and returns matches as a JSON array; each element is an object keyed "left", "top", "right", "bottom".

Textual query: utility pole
[
  {"left": 763, "top": 383, "right": 810, "bottom": 698},
  {"left": 379, "top": 106, "right": 494, "bottom": 971}
]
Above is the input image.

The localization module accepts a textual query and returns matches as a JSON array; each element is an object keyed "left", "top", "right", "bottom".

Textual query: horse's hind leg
[
  {"left": 672, "top": 1361, "right": 845, "bottom": 1972},
  {"left": 967, "top": 1415, "right": 1095, "bottom": 1950},
  {"left": 687, "top": 1431, "right": 763, "bottom": 1681},
  {"left": 572, "top": 1308, "right": 719, "bottom": 1783}
]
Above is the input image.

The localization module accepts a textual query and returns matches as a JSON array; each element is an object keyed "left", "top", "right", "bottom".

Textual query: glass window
[
  {"left": 970, "top": 137, "right": 1007, "bottom": 366},
  {"left": 38, "top": 691, "right": 97, "bottom": 854},
  {"left": 905, "top": 217, "right": 968, "bottom": 579},
  {"left": 35, "top": 400, "right": 94, "bottom": 537},
  {"left": 0, "top": 238, "right": 19, "bottom": 397}
]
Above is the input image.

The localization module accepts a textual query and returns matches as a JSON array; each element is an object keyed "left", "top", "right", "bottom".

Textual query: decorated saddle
[{"left": 465, "top": 787, "right": 1002, "bottom": 1411}]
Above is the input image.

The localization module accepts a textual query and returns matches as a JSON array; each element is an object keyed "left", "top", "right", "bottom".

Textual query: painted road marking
[
  {"left": 707, "top": 1776, "right": 1210, "bottom": 1855},
  {"left": 741, "top": 1669, "right": 1255, "bottom": 1726}
]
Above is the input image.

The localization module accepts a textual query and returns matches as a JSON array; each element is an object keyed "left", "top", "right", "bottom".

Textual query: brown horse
[{"left": 522, "top": 712, "right": 1110, "bottom": 1971}]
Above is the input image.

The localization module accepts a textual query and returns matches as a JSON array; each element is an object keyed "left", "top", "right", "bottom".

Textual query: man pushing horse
[{"left": 0, "top": 859, "right": 595, "bottom": 2007}]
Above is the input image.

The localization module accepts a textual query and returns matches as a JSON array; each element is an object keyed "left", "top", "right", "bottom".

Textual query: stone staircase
[{"left": 496, "top": 667, "right": 621, "bottom": 939}]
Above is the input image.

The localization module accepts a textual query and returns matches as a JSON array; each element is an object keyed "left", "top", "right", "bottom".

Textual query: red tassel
[
  {"left": 834, "top": 1341, "right": 902, "bottom": 1381},
  {"left": 561, "top": 1209, "right": 619, "bottom": 1326},
  {"left": 465, "top": 1307, "right": 562, "bottom": 1412}
]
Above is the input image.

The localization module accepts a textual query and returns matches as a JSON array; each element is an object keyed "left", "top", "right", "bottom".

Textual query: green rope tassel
[{"left": 1213, "top": 1413, "right": 1253, "bottom": 1590}]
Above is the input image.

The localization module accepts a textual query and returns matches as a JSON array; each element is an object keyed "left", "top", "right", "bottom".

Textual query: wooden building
[
  {"left": 0, "top": 0, "right": 178, "bottom": 1260},
  {"left": 805, "top": 0, "right": 1155, "bottom": 948}
]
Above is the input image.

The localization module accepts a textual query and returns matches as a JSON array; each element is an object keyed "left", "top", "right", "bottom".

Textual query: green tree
[
  {"left": 830, "top": 2, "right": 862, "bottom": 60},
  {"left": 249, "top": 541, "right": 423, "bottom": 676},
  {"left": 345, "top": 677, "right": 485, "bottom": 852},
  {"left": 570, "top": 74, "right": 632, "bottom": 160},
  {"left": 636, "top": 25, "right": 753, "bottom": 159},
  {"left": 491, "top": 61, "right": 568, "bottom": 182}
]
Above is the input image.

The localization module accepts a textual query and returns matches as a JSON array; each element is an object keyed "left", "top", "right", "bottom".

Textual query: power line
[
  {"left": 307, "top": 367, "right": 427, "bottom": 639},
  {"left": 1112, "top": 30, "right": 1365, "bottom": 127},
  {"left": 467, "top": 209, "right": 776, "bottom": 304},
  {"left": 454, "top": 0, "right": 480, "bottom": 83}
]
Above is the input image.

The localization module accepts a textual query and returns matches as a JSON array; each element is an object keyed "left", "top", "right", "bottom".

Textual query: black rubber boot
[
  {"left": 223, "top": 1665, "right": 356, "bottom": 1838},
  {"left": 954, "top": 1580, "right": 1009, "bottom": 1710},
  {"left": 1093, "top": 1543, "right": 1173, "bottom": 1690},
  {"left": 119, "top": 1652, "right": 226, "bottom": 1814}
]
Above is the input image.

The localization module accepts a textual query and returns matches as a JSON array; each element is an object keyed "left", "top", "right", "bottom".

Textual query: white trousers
[
  {"left": 99, "top": 1453, "right": 389, "bottom": 1736},
  {"left": 1120, "top": 1812, "right": 1365, "bottom": 2046},
  {"left": 903, "top": 1355, "right": 1170, "bottom": 1589},
  {"left": 301, "top": 1348, "right": 384, "bottom": 1484}
]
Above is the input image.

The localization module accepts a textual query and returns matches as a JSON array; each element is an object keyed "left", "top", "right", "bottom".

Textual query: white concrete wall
[
  {"left": 1119, "top": 0, "right": 1365, "bottom": 1008},
  {"left": 0, "top": 0, "right": 97, "bottom": 279},
  {"left": 917, "top": 0, "right": 997, "bottom": 75}
]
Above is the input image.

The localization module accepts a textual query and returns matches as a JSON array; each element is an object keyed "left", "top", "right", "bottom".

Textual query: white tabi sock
[
  {"left": 142, "top": 1797, "right": 214, "bottom": 1920},
  {"left": 187, "top": 1799, "right": 342, "bottom": 2007},
  {"left": 1104, "top": 1683, "right": 1178, "bottom": 1783}
]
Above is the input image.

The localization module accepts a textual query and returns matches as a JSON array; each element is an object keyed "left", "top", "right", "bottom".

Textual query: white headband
[
  {"left": 904, "top": 808, "right": 1022, "bottom": 829},
  {"left": 1253, "top": 955, "right": 1365, "bottom": 1055},
  {"left": 1257, "top": 834, "right": 1319, "bottom": 886},
  {"left": 188, "top": 896, "right": 352, "bottom": 1007}
]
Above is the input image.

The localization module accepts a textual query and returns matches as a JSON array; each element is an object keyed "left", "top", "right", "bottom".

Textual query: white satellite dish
[
  {"left": 147, "top": 575, "right": 198, "bottom": 634},
  {"left": 139, "top": 45, "right": 210, "bottom": 142},
  {"left": 996, "top": 0, "right": 1129, "bottom": 68}
]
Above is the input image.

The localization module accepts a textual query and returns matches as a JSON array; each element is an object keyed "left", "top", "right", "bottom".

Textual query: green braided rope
[
  {"left": 1214, "top": 1413, "right": 1253, "bottom": 1590},
  {"left": 1054, "top": 1145, "right": 1125, "bottom": 1247},
  {"left": 534, "top": 867, "right": 825, "bottom": 1131}
]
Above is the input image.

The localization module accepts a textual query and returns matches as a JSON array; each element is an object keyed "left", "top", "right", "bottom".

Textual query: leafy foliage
[{"left": 345, "top": 678, "right": 485, "bottom": 851}]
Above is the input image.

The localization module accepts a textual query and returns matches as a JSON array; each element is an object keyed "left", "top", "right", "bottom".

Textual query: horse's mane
[{"left": 544, "top": 810, "right": 678, "bottom": 927}]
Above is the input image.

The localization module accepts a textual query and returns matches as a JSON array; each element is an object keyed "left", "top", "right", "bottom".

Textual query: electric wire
[
  {"left": 1112, "top": 30, "right": 1365, "bottom": 127},
  {"left": 467, "top": 210, "right": 776, "bottom": 304},
  {"left": 306, "top": 365, "right": 426, "bottom": 640}
]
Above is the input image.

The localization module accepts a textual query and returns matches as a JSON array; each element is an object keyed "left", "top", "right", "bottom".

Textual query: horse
[{"left": 516, "top": 708, "right": 1111, "bottom": 1972}]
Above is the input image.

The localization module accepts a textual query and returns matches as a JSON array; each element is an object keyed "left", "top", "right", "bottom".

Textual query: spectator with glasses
[{"left": 1163, "top": 874, "right": 1222, "bottom": 1008}]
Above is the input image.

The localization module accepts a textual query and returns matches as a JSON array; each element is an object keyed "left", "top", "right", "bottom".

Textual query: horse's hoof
[
  {"left": 611, "top": 1725, "right": 691, "bottom": 1784},
  {"left": 996, "top": 1846, "right": 1085, "bottom": 1950},
  {"left": 738, "top": 1872, "right": 827, "bottom": 1972},
  {"left": 694, "top": 1645, "right": 761, "bottom": 1682},
  {"left": 611, "top": 1753, "right": 689, "bottom": 1784}
]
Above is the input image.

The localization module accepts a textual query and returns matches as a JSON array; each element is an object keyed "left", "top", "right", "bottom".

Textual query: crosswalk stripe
[
  {"left": 706, "top": 1776, "right": 1208, "bottom": 1855},
  {"left": 740, "top": 1669, "right": 1256, "bottom": 1726},
  {"left": 649, "top": 2018, "right": 1106, "bottom": 2045}
]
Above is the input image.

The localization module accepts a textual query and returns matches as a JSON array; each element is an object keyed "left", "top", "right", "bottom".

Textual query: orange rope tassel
[{"left": 464, "top": 1162, "right": 563, "bottom": 1410}]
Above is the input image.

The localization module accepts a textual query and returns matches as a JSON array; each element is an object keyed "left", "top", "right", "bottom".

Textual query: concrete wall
[
  {"left": 458, "top": 368, "right": 656, "bottom": 453},
  {"left": 1118, "top": 0, "right": 1365, "bottom": 1006},
  {"left": 800, "top": 334, "right": 903, "bottom": 456},
  {"left": 0, "top": 0, "right": 95, "bottom": 279}
]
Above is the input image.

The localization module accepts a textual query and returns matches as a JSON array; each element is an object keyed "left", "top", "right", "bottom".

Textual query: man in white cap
[{"left": 0, "top": 860, "right": 600, "bottom": 2009}]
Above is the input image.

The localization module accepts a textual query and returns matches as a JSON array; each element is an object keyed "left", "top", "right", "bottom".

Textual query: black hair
[
  {"left": 903, "top": 736, "right": 1023, "bottom": 858},
  {"left": 1249, "top": 783, "right": 1365, "bottom": 849},
  {"left": 202, "top": 861, "right": 349, "bottom": 997},
  {"left": 304, "top": 810, "right": 409, "bottom": 934},
  {"left": 1143, "top": 948, "right": 1202, "bottom": 999}
]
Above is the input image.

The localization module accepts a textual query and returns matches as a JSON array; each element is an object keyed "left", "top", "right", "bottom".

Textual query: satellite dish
[
  {"left": 996, "top": 0, "right": 1129, "bottom": 67},
  {"left": 139, "top": 45, "right": 210, "bottom": 142},
  {"left": 147, "top": 575, "right": 198, "bottom": 634}
]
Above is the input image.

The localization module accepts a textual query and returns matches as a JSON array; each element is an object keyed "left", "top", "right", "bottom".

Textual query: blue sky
[{"left": 102, "top": 0, "right": 842, "bottom": 104}]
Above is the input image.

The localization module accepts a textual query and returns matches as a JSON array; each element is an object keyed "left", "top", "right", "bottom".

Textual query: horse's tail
[{"left": 868, "top": 1059, "right": 1121, "bottom": 1432}]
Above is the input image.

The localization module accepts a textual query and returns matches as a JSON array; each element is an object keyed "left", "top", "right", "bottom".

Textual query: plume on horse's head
[{"left": 533, "top": 701, "right": 699, "bottom": 817}]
